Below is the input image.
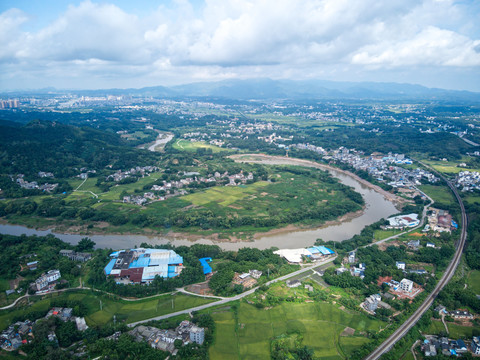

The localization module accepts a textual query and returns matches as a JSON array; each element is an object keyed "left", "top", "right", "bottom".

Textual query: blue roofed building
[
  {"left": 104, "top": 248, "right": 183, "bottom": 284},
  {"left": 306, "top": 246, "right": 335, "bottom": 260},
  {"left": 199, "top": 258, "right": 213, "bottom": 275}
]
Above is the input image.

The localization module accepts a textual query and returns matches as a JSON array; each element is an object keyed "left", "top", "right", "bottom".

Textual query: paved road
[
  {"left": 365, "top": 191, "right": 434, "bottom": 248},
  {"left": 127, "top": 256, "right": 337, "bottom": 327},
  {"left": 365, "top": 165, "right": 467, "bottom": 360}
]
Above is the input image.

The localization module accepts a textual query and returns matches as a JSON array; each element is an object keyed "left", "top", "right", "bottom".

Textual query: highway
[
  {"left": 127, "top": 256, "right": 337, "bottom": 327},
  {"left": 365, "top": 169, "right": 468, "bottom": 360}
]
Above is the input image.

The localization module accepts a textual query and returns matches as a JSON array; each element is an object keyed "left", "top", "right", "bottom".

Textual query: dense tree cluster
[{"left": 0, "top": 119, "right": 162, "bottom": 178}]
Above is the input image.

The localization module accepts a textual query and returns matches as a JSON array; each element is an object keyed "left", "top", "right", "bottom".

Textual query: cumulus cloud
[{"left": 0, "top": 0, "right": 479, "bottom": 90}]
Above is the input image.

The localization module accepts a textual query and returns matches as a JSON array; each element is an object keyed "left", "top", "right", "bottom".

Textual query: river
[
  {"left": 147, "top": 132, "right": 174, "bottom": 152},
  {"left": 0, "top": 156, "right": 399, "bottom": 250}
]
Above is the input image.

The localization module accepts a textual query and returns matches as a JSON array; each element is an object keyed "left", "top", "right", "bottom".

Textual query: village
[{"left": 123, "top": 170, "right": 254, "bottom": 205}]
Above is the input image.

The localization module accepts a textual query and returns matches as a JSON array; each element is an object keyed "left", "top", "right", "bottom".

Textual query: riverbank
[
  {"left": 0, "top": 155, "right": 399, "bottom": 250},
  {"left": 229, "top": 153, "right": 404, "bottom": 207},
  {"left": 143, "top": 131, "right": 174, "bottom": 152}
]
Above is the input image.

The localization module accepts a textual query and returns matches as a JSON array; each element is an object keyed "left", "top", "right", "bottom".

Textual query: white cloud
[{"left": 0, "top": 0, "right": 478, "bottom": 90}]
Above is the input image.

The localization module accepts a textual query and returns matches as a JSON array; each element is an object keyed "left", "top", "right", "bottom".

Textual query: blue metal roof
[
  {"left": 129, "top": 256, "right": 150, "bottom": 268},
  {"left": 104, "top": 258, "right": 116, "bottom": 275},
  {"left": 307, "top": 246, "right": 335, "bottom": 255},
  {"left": 199, "top": 257, "right": 212, "bottom": 274}
]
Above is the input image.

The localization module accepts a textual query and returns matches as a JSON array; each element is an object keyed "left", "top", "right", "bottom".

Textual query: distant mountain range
[{"left": 4, "top": 79, "right": 480, "bottom": 102}]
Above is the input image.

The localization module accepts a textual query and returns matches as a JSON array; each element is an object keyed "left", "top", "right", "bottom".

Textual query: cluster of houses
[
  {"left": 381, "top": 277, "right": 423, "bottom": 299},
  {"left": 106, "top": 166, "right": 159, "bottom": 182},
  {"left": 128, "top": 321, "right": 205, "bottom": 355},
  {"left": 151, "top": 171, "right": 254, "bottom": 192},
  {"left": 0, "top": 307, "right": 89, "bottom": 352},
  {"left": 395, "top": 261, "right": 428, "bottom": 275},
  {"left": 232, "top": 270, "right": 262, "bottom": 289},
  {"left": 422, "top": 336, "right": 480, "bottom": 357},
  {"left": 455, "top": 170, "right": 480, "bottom": 192},
  {"left": 77, "top": 168, "right": 96, "bottom": 179},
  {"left": 336, "top": 262, "right": 367, "bottom": 279},
  {"left": 13, "top": 174, "right": 58, "bottom": 192},
  {"left": 31, "top": 269, "right": 61, "bottom": 294},
  {"left": 122, "top": 171, "right": 255, "bottom": 205},
  {"left": 329, "top": 149, "right": 438, "bottom": 186},
  {"left": 59, "top": 249, "right": 92, "bottom": 262},
  {"left": 0, "top": 320, "right": 32, "bottom": 351},
  {"left": 293, "top": 143, "right": 326, "bottom": 155},
  {"left": 46, "top": 307, "right": 88, "bottom": 331},
  {"left": 425, "top": 209, "right": 457, "bottom": 233}
]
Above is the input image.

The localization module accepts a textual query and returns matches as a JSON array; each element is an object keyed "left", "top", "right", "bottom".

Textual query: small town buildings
[
  {"left": 249, "top": 269, "right": 262, "bottom": 279},
  {"left": 26, "top": 261, "right": 38, "bottom": 270},
  {"left": 59, "top": 250, "right": 92, "bottom": 262},
  {"left": 348, "top": 251, "right": 356, "bottom": 264},
  {"left": 233, "top": 273, "right": 257, "bottom": 288},
  {"left": 46, "top": 307, "right": 73, "bottom": 322},
  {"left": 450, "top": 310, "right": 474, "bottom": 320},
  {"left": 364, "top": 294, "right": 381, "bottom": 312},
  {"left": 286, "top": 280, "right": 301, "bottom": 288},
  {"left": 399, "top": 278, "right": 413, "bottom": 292},
  {"left": 190, "top": 326, "right": 204, "bottom": 345},
  {"left": 33, "top": 270, "right": 61, "bottom": 292},
  {"left": 472, "top": 336, "right": 480, "bottom": 355},
  {"left": 75, "top": 317, "right": 88, "bottom": 331},
  {"left": 407, "top": 240, "right": 420, "bottom": 250},
  {"left": 396, "top": 261, "right": 406, "bottom": 270}
]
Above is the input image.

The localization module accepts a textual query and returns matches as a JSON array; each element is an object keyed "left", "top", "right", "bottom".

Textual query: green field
[
  {"left": 183, "top": 181, "right": 269, "bottom": 207},
  {"left": 374, "top": 229, "right": 397, "bottom": 241},
  {"left": 428, "top": 320, "right": 480, "bottom": 339},
  {"left": 418, "top": 184, "right": 456, "bottom": 205},
  {"left": 173, "top": 139, "right": 227, "bottom": 153},
  {"left": 0, "top": 290, "right": 214, "bottom": 331},
  {"left": 208, "top": 302, "right": 384, "bottom": 360},
  {"left": 467, "top": 270, "right": 480, "bottom": 294},
  {"left": 422, "top": 159, "right": 480, "bottom": 175}
]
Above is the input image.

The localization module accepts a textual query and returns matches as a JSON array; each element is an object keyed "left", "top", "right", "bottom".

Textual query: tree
[{"left": 75, "top": 237, "right": 95, "bottom": 252}]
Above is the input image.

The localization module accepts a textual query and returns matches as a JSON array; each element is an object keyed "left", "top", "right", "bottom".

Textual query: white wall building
[{"left": 399, "top": 278, "right": 413, "bottom": 292}]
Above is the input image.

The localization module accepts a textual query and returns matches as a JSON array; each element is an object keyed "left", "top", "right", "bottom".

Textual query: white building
[
  {"left": 190, "top": 326, "right": 204, "bottom": 345},
  {"left": 399, "top": 278, "right": 413, "bottom": 292},
  {"left": 387, "top": 213, "right": 420, "bottom": 228},
  {"left": 396, "top": 261, "right": 406, "bottom": 270},
  {"left": 34, "top": 270, "right": 61, "bottom": 291},
  {"left": 364, "top": 294, "right": 381, "bottom": 312},
  {"left": 472, "top": 336, "right": 480, "bottom": 355}
]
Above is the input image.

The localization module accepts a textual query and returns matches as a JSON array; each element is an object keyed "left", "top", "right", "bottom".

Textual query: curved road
[{"left": 365, "top": 167, "right": 467, "bottom": 360}]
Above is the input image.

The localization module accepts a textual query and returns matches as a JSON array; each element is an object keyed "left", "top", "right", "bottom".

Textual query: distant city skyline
[{"left": 1, "top": 0, "right": 479, "bottom": 92}]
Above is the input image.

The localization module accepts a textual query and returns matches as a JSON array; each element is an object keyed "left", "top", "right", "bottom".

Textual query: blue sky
[{"left": 1, "top": 0, "right": 479, "bottom": 91}]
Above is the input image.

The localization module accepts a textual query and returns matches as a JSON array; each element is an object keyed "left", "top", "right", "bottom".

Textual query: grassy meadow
[
  {"left": 172, "top": 139, "right": 227, "bottom": 153},
  {"left": 208, "top": 301, "right": 385, "bottom": 360},
  {"left": 0, "top": 290, "right": 214, "bottom": 331}
]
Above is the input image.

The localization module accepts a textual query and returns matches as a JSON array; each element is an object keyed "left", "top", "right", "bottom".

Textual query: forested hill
[{"left": 0, "top": 120, "right": 161, "bottom": 177}]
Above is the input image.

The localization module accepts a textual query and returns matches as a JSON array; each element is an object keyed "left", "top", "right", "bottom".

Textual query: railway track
[{"left": 365, "top": 170, "right": 467, "bottom": 360}]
